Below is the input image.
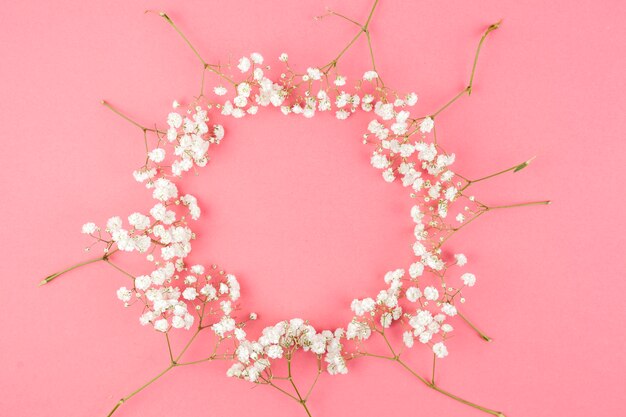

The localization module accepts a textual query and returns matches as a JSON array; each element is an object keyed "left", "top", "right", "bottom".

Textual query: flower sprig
[{"left": 41, "top": 2, "right": 549, "bottom": 417}]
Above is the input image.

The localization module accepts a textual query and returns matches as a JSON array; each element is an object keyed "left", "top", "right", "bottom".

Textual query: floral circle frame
[{"left": 43, "top": 4, "right": 548, "bottom": 417}]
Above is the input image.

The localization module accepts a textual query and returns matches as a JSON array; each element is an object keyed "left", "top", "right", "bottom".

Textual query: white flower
[
  {"left": 370, "top": 153, "right": 389, "bottom": 169},
  {"left": 233, "top": 95, "right": 247, "bottom": 107},
  {"left": 405, "top": 287, "right": 421, "bottom": 302},
  {"left": 441, "top": 303, "right": 457, "bottom": 316},
  {"left": 306, "top": 67, "right": 322, "bottom": 80},
  {"left": 334, "top": 75, "right": 346, "bottom": 86},
  {"left": 167, "top": 112, "right": 183, "bottom": 128},
  {"left": 409, "top": 262, "right": 424, "bottom": 278},
  {"left": 375, "top": 102, "right": 394, "bottom": 120},
  {"left": 410, "top": 206, "right": 423, "bottom": 223},
  {"left": 106, "top": 216, "right": 123, "bottom": 232},
  {"left": 424, "top": 286, "right": 439, "bottom": 301},
  {"left": 128, "top": 213, "right": 150, "bottom": 230},
  {"left": 442, "top": 324, "right": 454, "bottom": 333},
  {"left": 461, "top": 272, "right": 476, "bottom": 287},
  {"left": 148, "top": 148, "right": 166, "bottom": 163},
  {"left": 433, "top": 342, "right": 449, "bottom": 358},
  {"left": 81, "top": 222, "right": 98, "bottom": 234},
  {"left": 237, "top": 82, "right": 252, "bottom": 98},
  {"left": 454, "top": 254, "right": 467, "bottom": 266},
  {"left": 403, "top": 331, "right": 414, "bottom": 348},
  {"left": 346, "top": 321, "right": 372, "bottom": 341},
  {"left": 420, "top": 117, "right": 434, "bottom": 133},
  {"left": 214, "top": 86, "right": 227, "bottom": 96},
  {"left": 351, "top": 298, "right": 376, "bottom": 316},
  {"left": 182, "top": 287, "right": 198, "bottom": 300},
  {"left": 152, "top": 178, "right": 178, "bottom": 201},
  {"left": 406, "top": 92, "right": 418, "bottom": 106},
  {"left": 134, "top": 275, "right": 151, "bottom": 291},
  {"left": 237, "top": 57, "right": 251, "bottom": 72},
  {"left": 116, "top": 287, "right": 132, "bottom": 302},
  {"left": 200, "top": 284, "right": 217, "bottom": 300},
  {"left": 413, "top": 242, "right": 426, "bottom": 256},
  {"left": 171, "top": 315, "right": 186, "bottom": 329},
  {"left": 250, "top": 52, "right": 263, "bottom": 64},
  {"left": 150, "top": 203, "right": 175, "bottom": 224},
  {"left": 266, "top": 345, "right": 283, "bottom": 359},
  {"left": 335, "top": 109, "right": 350, "bottom": 120},
  {"left": 363, "top": 70, "right": 378, "bottom": 81},
  {"left": 154, "top": 319, "right": 169, "bottom": 333},
  {"left": 382, "top": 168, "right": 395, "bottom": 182},
  {"left": 380, "top": 312, "right": 392, "bottom": 328},
  {"left": 279, "top": 53, "right": 288, "bottom": 62},
  {"left": 133, "top": 168, "right": 156, "bottom": 182}
]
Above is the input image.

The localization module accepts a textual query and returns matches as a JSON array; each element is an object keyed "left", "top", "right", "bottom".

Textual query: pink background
[{"left": 1, "top": 0, "right": 625, "bottom": 416}]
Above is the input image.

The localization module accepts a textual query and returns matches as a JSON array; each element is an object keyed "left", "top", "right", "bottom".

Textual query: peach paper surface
[{"left": 1, "top": 1, "right": 625, "bottom": 416}]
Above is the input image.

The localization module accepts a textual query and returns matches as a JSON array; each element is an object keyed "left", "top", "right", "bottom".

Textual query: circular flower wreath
[{"left": 43, "top": 4, "right": 548, "bottom": 417}]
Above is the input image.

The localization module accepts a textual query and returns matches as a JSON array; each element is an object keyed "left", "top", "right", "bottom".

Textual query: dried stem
[
  {"left": 107, "top": 327, "right": 223, "bottom": 417},
  {"left": 106, "top": 364, "right": 175, "bottom": 417},
  {"left": 304, "top": 357, "right": 323, "bottom": 401},
  {"left": 361, "top": 333, "right": 506, "bottom": 417},
  {"left": 468, "top": 21, "right": 502, "bottom": 96},
  {"left": 457, "top": 311, "right": 492, "bottom": 342},
  {"left": 461, "top": 157, "right": 535, "bottom": 191},
  {"left": 101, "top": 100, "right": 163, "bottom": 134},
  {"left": 165, "top": 333, "right": 174, "bottom": 362},
  {"left": 485, "top": 200, "right": 551, "bottom": 210},
  {"left": 409, "top": 20, "right": 501, "bottom": 131},
  {"left": 153, "top": 11, "right": 236, "bottom": 86},
  {"left": 321, "top": 0, "right": 381, "bottom": 78},
  {"left": 431, "top": 353, "right": 437, "bottom": 384},
  {"left": 39, "top": 249, "right": 118, "bottom": 286},
  {"left": 104, "top": 259, "right": 135, "bottom": 280}
]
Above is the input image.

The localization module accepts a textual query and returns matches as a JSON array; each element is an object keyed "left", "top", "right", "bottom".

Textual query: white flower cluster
[
  {"left": 227, "top": 318, "right": 346, "bottom": 382},
  {"left": 134, "top": 105, "right": 224, "bottom": 183},
  {"left": 345, "top": 263, "right": 470, "bottom": 359},
  {"left": 120, "top": 263, "right": 242, "bottom": 333},
  {"left": 214, "top": 53, "right": 418, "bottom": 122}
]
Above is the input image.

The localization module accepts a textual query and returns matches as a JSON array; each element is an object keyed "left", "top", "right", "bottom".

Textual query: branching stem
[
  {"left": 360, "top": 333, "right": 506, "bottom": 417},
  {"left": 154, "top": 11, "right": 236, "bottom": 86},
  {"left": 39, "top": 249, "right": 118, "bottom": 286},
  {"left": 409, "top": 20, "right": 501, "bottom": 132}
]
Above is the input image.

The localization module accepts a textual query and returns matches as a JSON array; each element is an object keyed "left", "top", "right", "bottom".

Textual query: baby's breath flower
[
  {"left": 461, "top": 272, "right": 477, "bottom": 287},
  {"left": 81, "top": 222, "right": 98, "bottom": 234},
  {"left": 433, "top": 342, "right": 449, "bottom": 358},
  {"left": 237, "top": 56, "right": 251, "bottom": 73}
]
